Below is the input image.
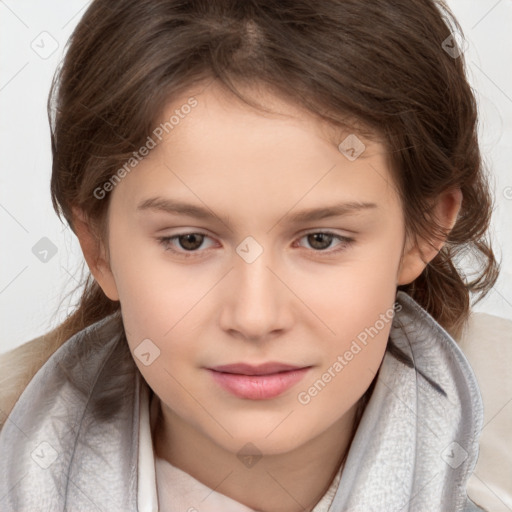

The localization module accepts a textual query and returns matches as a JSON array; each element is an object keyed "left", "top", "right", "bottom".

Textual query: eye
[
  {"left": 294, "top": 231, "right": 354, "bottom": 255},
  {"left": 157, "top": 230, "right": 354, "bottom": 259},
  {"left": 157, "top": 232, "right": 216, "bottom": 258}
]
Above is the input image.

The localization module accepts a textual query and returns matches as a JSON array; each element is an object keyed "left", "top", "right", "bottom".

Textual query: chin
[{"left": 207, "top": 420, "right": 316, "bottom": 457}]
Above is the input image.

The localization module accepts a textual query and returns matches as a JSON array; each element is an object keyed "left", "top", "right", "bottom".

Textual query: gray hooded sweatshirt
[{"left": 0, "top": 291, "right": 486, "bottom": 511}]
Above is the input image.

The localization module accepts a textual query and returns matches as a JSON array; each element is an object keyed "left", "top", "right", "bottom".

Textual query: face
[{"left": 90, "top": 81, "right": 409, "bottom": 456}]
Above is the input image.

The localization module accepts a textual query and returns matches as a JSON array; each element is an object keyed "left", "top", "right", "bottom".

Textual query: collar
[{"left": 0, "top": 292, "right": 484, "bottom": 511}]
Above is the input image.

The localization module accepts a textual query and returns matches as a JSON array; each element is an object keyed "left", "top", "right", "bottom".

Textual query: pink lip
[{"left": 207, "top": 363, "right": 311, "bottom": 400}]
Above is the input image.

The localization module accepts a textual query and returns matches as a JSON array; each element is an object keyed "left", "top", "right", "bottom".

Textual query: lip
[{"left": 207, "top": 362, "right": 311, "bottom": 400}]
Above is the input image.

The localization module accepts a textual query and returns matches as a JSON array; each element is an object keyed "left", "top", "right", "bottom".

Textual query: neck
[{"left": 153, "top": 398, "right": 360, "bottom": 512}]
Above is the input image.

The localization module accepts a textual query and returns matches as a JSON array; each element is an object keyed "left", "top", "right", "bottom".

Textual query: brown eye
[
  {"left": 158, "top": 232, "right": 214, "bottom": 257},
  {"left": 306, "top": 233, "right": 335, "bottom": 250},
  {"left": 296, "top": 231, "right": 354, "bottom": 256},
  {"left": 177, "top": 233, "right": 205, "bottom": 251}
]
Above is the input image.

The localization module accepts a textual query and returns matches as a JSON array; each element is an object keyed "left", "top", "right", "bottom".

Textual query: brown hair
[
  {"left": 0, "top": 4, "right": 498, "bottom": 465},
  {"left": 43, "top": 0, "right": 497, "bottom": 363},
  {"left": 0, "top": 19, "right": 500, "bottom": 512}
]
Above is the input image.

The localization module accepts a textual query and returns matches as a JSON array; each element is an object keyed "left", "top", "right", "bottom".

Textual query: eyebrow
[{"left": 136, "top": 196, "right": 378, "bottom": 228}]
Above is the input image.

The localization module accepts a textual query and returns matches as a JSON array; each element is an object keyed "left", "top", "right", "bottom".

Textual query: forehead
[
  {"left": 157, "top": 80, "right": 383, "bottom": 155},
  {"left": 108, "top": 81, "right": 398, "bottom": 220}
]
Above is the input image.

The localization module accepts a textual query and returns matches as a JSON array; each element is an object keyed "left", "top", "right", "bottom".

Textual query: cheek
[
  {"left": 295, "top": 296, "right": 394, "bottom": 425},
  {"left": 291, "top": 229, "right": 402, "bottom": 345},
  {"left": 107, "top": 223, "right": 212, "bottom": 335},
  {"left": 118, "top": 291, "right": 204, "bottom": 418},
  {"left": 292, "top": 234, "right": 401, "bottom": 413},
  {"left": 106, "top": 232, "right": 211, "bottom": 396}
]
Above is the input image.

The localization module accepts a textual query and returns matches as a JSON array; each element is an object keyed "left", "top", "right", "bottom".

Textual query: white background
[{"left": 1, "top": 0, "right": 511, "bottom": 354}]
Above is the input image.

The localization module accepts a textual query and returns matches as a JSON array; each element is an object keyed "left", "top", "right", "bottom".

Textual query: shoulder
[
  {"left": 457, "top": 311, "right": 512, "bottom": 393},
  {"left": 456, "top": 311, "right": 512, "bottom": 512},
  {"left": 0, "top": 331, "right": 62, "bottom": 432},
  {"left": 458, "top": 310, "right": 512, "bottom": 352}
]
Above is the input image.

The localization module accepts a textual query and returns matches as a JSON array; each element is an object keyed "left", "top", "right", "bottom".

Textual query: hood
[
  {"left": 0, "top": 292, "right": 484, "bottom": 511},
  {"left": 330, "top": 292, "right": 485, "bottom": 511}
]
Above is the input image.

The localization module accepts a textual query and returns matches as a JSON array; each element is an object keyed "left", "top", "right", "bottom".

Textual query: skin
[{"left": 73, "top": 81, "right": 462, "bottom": 512}]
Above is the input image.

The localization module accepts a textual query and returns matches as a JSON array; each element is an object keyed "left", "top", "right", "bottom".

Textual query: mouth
[{"left": 207, "top": 362, "right": 312, "bottom": 400}]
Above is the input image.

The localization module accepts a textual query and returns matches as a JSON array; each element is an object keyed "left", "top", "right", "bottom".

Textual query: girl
[{"left": 0, "top": 0, "right": 507, "bottom": 510}]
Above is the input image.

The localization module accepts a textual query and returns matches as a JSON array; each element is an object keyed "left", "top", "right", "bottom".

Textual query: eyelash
[{"left": 156, "top": 231, "right": 355, "bottom": 259}]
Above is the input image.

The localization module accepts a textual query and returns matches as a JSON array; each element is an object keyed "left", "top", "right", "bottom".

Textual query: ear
[
  {"left": 397, "top": 188, "right": 462, "bottom": 285},
  {"left": 71, "top": 207, "right": 120, "bottom": 301}
]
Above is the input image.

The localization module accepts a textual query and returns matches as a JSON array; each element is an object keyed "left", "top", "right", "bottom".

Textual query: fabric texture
[{"left": 0, "top": 291, "right": 487, "bottom": 511}]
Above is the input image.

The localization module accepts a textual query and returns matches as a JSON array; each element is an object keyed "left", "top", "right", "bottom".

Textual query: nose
[{"left": 219, "top": 243, "right": 292, "bottom": 342}]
